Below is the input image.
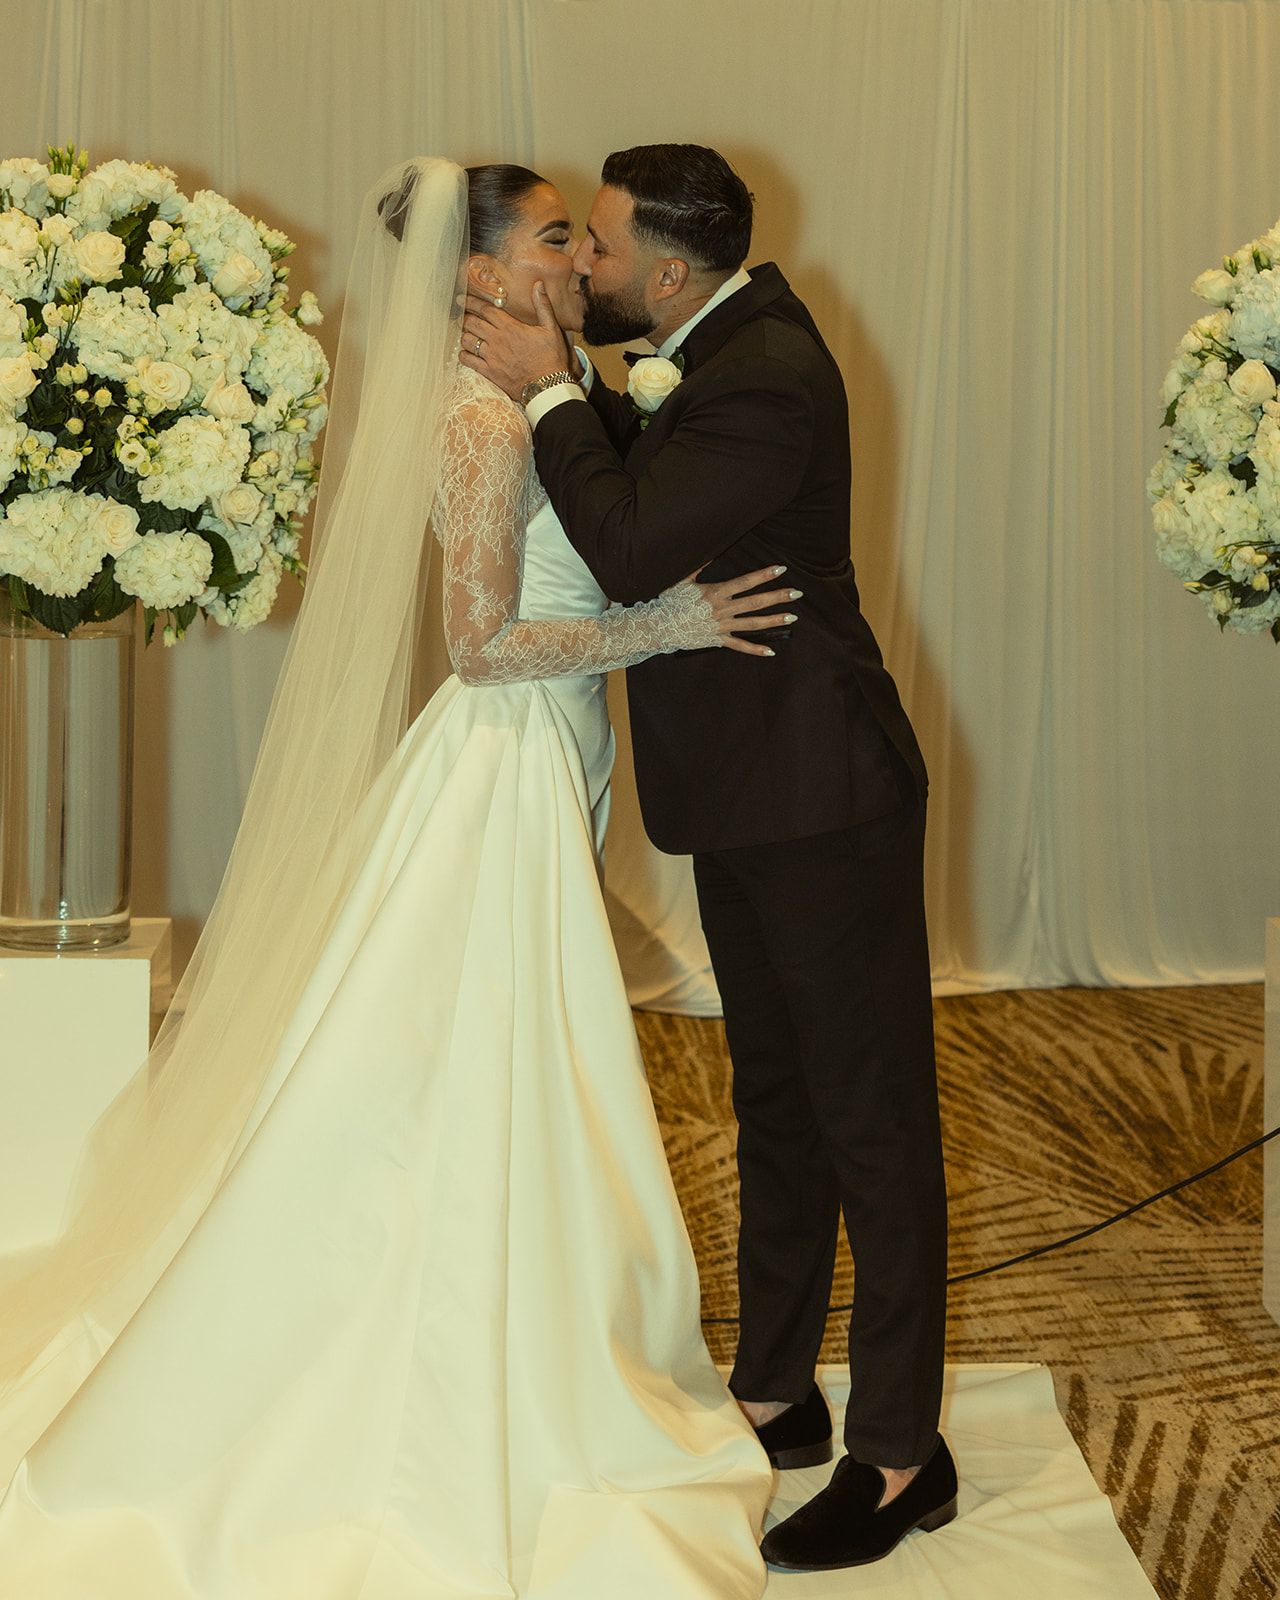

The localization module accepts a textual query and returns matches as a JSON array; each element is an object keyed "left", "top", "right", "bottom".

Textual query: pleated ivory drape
[{"left": 3, "top": 0, "right": 1279, "bottom": 1002}]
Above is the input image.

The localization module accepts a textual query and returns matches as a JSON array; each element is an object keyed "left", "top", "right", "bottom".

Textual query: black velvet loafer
[
  {"left": 760, "top": 1435, "right": 958, "bottom": 1571},
  {"left": 749, "top": 1382, "right": 833, "bottom": 1470}
]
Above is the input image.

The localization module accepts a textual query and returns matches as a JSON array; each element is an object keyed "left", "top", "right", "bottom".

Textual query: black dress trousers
[{"left": 693, "top": 798, "right": 948, "bottom": 1467}]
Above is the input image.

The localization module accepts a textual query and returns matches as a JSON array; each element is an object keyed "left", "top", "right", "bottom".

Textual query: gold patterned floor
[{"left": 638, "top": 984, "right": 1279, "bottom": 1600}]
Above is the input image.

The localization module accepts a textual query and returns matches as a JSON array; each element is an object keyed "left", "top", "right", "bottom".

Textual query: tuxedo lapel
[{"left": 677, "top": 262, "right": 791, "bottom": 373}]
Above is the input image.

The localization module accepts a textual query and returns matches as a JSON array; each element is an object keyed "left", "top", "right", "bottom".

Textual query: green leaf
[
  {"left": 1238, "top": 586, "right": 1269, "bottom": 609},
  {"left": 85, "top": 560, "right": 136, "bottom": 623},
  {"left": 26, "top": 586, "right": 86, "bottom": 636},
  {"left": 1229, "top": 457, "right": 1258, "bottom": 489},
  {"left": 6, "top": 574, "right": 32, "bottom": 617},
  {"left": 199, "top": 526, "right": 253, "bottom": 593},
  {"left": 1162, "top": 398, "right": 1178, "bottom": 430},
  {"left": 1196, "top": 569, "right": 1230, "bottom": 588},
  {"left": 1271, "top": 617, "right": 1280, "bottom": 644},
  {"left": 142, "top": 605, "right": 158, "bottom": 646},
  {"left": 136, "top": 500, "right": 190, "bottom": 535}
]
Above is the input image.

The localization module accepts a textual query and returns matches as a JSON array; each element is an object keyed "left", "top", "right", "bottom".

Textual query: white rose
[
  {"left": 627, "top": 356, "right": 682, "bottom": 414},
  {"left": 135, "top": 356, "right": 192, "bottom": 409},
  {"left": 216, "top": 482, "right": 264, "bottom": 525},
  {"left": 1202, "top": 359, "right": 1229, "bottom": 382},
  {"left": 212, "top": 250, "right": 265, "bottom": 301},
  {"left": 295, "top": 291, "right": 323, "bottom": 326},
  {"left": 46, "top": 173, "right": 76, "bottom": 200},
  {"left": 73, "top": 230, "right": 127, "bottom": 284},
  {"left": 202, "top": 374, "right": 257, "bottom": 424},
  {"left": 91, "top": 498, "right": 141, "bottom": 554},
  {"left": 148, "top": 218, "right": 173, "bottom": 244},
  {"left": 1229, "top": 359, "right": 1277, "bottom": 408},
  {"left": 0, "top": 354, "right": 39, "bottom": 409},
  {"left": 1192, "top": 269, "right": 1237, "bottom": 306},
  {"left": 117, "top": 439, "right": 150, "bottom": 472}
]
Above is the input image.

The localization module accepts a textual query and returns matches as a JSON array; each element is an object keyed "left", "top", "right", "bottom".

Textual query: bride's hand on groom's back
[
  {"left": 684, "top": 564, "right": 803, "bottom": 657},
  {"left": 461, "top": 283, "right": 577, "bottom": 401}
]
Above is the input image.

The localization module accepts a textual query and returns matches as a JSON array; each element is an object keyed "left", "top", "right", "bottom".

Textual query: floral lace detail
[{"left": 432, "top": 368, "right": 719, "bottom": 685}]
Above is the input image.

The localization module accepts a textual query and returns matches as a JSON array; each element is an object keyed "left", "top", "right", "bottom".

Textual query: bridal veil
[{"left": 0, "top": 157, "right": 467, "bottom": 1474}]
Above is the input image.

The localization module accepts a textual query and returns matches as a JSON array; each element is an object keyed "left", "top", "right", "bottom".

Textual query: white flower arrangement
[
  {"left": 0, "top": 144, "right": 327, "bottom": 643},
  {"left": 1149, "top": 215, "right": 1280, "bottom": 640}
]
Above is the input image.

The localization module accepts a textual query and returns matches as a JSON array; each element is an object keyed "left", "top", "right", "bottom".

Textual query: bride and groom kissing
[
  {"left": 461, "top": 142, "right": 956, "bottom": 1572},
  {"left": 0, "top": 145, "right": 953, "bottom": 1596}
]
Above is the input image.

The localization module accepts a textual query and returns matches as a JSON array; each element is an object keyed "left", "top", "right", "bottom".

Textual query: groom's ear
[{"left": 652, "top": 257, "right": 691, "bottom": 303}]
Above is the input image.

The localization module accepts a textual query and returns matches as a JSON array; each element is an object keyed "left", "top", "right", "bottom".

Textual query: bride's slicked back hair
[
  {"left": 601, "top": 144, "right": 753, "bottom": 273},
  {"left": 464, "top": 164, "right": 546, "bottom": 254}
]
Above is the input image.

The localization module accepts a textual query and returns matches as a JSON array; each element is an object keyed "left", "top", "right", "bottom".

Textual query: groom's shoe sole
[{"left": 764, "top": 1497, "right": 958, "bottom": 1571}]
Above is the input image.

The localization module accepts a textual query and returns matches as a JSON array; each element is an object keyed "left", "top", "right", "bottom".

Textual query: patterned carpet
[{"left": 637, "top": 984, "right": 1280, "bottom": 1600}]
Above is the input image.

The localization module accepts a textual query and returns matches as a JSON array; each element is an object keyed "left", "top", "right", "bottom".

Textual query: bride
[{"left": 0, "top": 159, "right": 792, "bottom": 1597}]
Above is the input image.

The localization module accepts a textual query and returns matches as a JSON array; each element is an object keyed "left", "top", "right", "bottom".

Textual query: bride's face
[{"left": 474, "top": 183, "right": 585, "bottom": 332}]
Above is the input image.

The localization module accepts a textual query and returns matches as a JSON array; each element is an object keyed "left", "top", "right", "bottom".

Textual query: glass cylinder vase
[{"left": 0, "top": 591, "right": 136, "bottom": 950}]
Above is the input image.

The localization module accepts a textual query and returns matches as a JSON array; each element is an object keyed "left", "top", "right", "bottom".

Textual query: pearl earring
[{"left": 493, "top": 287, "right": 507, "bottom": 309}]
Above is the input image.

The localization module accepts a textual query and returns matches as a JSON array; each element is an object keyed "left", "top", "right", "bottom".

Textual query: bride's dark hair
[{"left": 378, "top": 162, "right": 545, "bottom": 252}]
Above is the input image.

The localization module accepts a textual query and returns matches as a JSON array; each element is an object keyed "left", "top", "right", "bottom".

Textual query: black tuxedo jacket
[{"left": 532, "top": 262, "right": 926, "bottom": 856}]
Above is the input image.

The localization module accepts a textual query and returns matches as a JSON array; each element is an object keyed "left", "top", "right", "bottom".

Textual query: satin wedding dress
[{"left": 0, "top": 371, "right": 771, "bottom": 1598}]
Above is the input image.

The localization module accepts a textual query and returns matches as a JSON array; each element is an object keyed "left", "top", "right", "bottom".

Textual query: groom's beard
[{"left": 581, "top": 280, "right": 656, "bottom": 347}]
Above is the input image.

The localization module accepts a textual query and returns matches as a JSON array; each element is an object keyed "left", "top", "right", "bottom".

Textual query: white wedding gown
[{"left": 0, "top": 375, "right": 771, "bottom": 1599}]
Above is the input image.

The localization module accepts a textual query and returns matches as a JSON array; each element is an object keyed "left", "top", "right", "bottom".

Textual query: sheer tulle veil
[{"left": 0, "top": 158, "right": 468, "bottom": 1476}]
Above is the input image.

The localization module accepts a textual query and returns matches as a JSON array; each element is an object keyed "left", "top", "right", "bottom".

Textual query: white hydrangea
[
  {"left": 0, "top": 488, "right": 136, "bottom": 596},
  {"left": 0, "top": 208, "right": 45, "bottom": 302},
  {"left": 180, "top": 191, "right": 272, "bottom": 309},
  {"left": 114, "top": 528, "right": 212, "bottom": 608},
  {"left": 248, "top": 315, "right": 328, "bottom": 402},
  {"left": 0, "top": 159, "right": 50, "bottom": 217},
  {"left": 199, "top": 510, "right": 268, "bottom": 574},
  {"left": 0, "top": 290, "right": 25, "bottom": 359},
  {"left": 201, "top": 547, "right": 282, "bottom": 631},
  {"left": 0, "top": 409, "right": 27, "bottom": 492},
  {"left": 1216, "top": 587, "right": 1280, "bottom": 633},
  {"left": 66, "top": 159, "right": 184, "bottom": 233},
  {"left": 139, "top": 414, "right": 251, "bottom": 510},
  {"left": 73, "top": 285, "right": 167, "bottom": 382},
  {"left": 1228, "top": 270, "right": 1280, "bottom": 365},
  {"left": 1170, "top": 373, "right": 1258, "bottom": 463},
  {"left": 157, "top": 284, "right": 258, "bottom": 391},
  {"left": 1175, "top": 467, "right": 1261, "bottom": 573}
]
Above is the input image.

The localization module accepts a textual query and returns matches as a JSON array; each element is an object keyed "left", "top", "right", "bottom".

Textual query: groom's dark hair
[{"left": 601, "top": 145, "right": 753, "bottom": 273}]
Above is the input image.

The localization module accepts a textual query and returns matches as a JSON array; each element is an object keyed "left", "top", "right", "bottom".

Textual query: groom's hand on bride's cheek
[{"left": 461, "top": 283, "right": 574, "bottom": 404}]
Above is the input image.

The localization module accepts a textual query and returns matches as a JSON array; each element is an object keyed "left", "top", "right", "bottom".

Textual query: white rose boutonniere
[{"left": 628, "top": 352, "right": 684, "bottom": 428}]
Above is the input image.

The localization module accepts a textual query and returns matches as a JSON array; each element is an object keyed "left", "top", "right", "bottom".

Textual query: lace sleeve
[{"left": 433, "top": 378, "right": 720, "bottom": 687}]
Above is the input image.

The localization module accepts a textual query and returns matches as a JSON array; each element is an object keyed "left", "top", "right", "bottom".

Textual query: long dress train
[{"left": 0, "top": 378, "right": 772, "bottom": 1598}]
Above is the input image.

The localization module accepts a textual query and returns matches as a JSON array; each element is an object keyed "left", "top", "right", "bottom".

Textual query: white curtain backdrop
[{"left": 3, "top": 0, "right": 1279, "bottom": 1001}]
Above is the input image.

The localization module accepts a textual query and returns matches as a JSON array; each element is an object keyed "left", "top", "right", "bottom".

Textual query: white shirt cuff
[{"left": 526, "top": 376, "right": 588, "bottom": 429}]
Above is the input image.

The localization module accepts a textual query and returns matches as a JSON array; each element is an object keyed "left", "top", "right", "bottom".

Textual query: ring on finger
[{"left": 474, "top": 337, "right": 483, "bottom": 355}]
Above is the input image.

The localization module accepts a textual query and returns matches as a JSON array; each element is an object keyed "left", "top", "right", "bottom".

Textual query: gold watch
[{"left": 520, "top": 369, "right": 578, "bottom": 407}]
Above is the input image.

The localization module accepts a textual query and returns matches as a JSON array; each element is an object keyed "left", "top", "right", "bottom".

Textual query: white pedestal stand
[
  {"left": 0, "top": 918, "right": 171, "bottom": 1255},
  {"left": 1265, "top": 920, "right": 1280, "bottom": 1326}
]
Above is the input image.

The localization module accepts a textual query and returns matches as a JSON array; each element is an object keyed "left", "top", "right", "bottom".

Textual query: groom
[{"left": 462, "top": 144, "right": 954, "bottom": 1570}]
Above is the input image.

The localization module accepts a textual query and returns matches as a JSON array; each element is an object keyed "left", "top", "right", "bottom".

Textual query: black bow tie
[{"left": 623, "top": 347, "right": 684, "bottom": 368}]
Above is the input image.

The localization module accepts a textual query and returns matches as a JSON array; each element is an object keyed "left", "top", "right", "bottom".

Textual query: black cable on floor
[{"left": 700, "top": 1122, "right": 1280, "bottom": 1326}]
